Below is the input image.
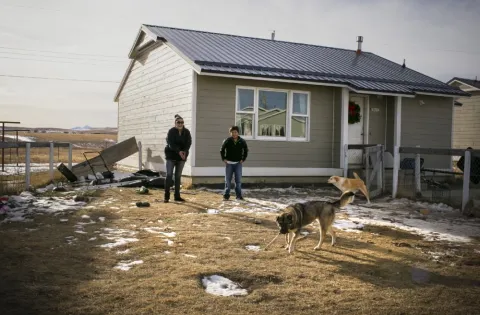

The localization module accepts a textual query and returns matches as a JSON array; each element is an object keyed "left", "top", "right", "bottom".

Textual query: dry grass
[
  {"left": 0, "top": 170, "right": 66, "bottom": 195},
  {"left": 17, "top": 132, "right": 117, "bottom": 142},
  {"left": 1, "top": 188, "right": 479, "bottom": 315},
  {"left": 2, "top": 132, "right": 117, "bottom": 164}
]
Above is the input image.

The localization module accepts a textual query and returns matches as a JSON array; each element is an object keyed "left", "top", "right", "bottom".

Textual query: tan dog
[
  {"left": 327, "top": 172, "right": 371, "bottom": 204},
  {"left": 276, "top": 191, "right": 356, "bottom": 254}
]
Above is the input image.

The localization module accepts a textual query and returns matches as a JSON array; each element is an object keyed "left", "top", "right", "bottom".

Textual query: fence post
[
  {"left": 138, "top": 141, "right": 143, "bottom": 171},
  {"left": 343, "top": 144, "right": 348, "bottom": 177},
  {"left": 415, "top": 153, "right": 422, "bottom": 197},
  {"left": 68, "top": 143, "right": 73, "bottom": 170},
  {"left": 49, "top": 142, "right": 54, "bottom": 181},
  {"left": 377, "top": 145, "right": 382, "bottom": 192},
  {"left": 25, "top": 143, "right": 31, "bottom": 190},
  {"left": 462, "top": 150, "right": 471, "bottom": 213},
  {"left": 392, "top": 145, "right": 400, "bottom": 198}
]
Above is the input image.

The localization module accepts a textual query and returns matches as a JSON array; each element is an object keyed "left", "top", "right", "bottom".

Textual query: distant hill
[{"left": 72, "top": 125, "right": 92, "bottom": 131}]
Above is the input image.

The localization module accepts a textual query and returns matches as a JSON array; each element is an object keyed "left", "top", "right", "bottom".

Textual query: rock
[
  {"left": 419, "top": 209, "right": 430, "bottom": 215},
  {"left": 463, "top": 200, "right": 480, "bottom": 218},
  {"left": 393, "top": 242, "right": 412, "bottom": 248},
  {"left": 74, "top": 195, "right": 89, "bottom": 202},
  {"left": 53, "top": 186, "right": 67, "bottom": 192},
  {"left": 254, "top": 219, "right": 262, "bottom": 225}
]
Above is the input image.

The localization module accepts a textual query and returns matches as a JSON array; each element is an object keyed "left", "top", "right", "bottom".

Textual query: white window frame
[
  {"left": 235, "top": 86, "right": 310, "bottom": 142},
  {"left": 235, "top": 87, "right": 256, "bottom": 138}
]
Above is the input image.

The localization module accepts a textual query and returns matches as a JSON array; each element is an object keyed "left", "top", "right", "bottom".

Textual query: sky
[{"left": 0, "top": 0, "right": 479, "bottom": 129}]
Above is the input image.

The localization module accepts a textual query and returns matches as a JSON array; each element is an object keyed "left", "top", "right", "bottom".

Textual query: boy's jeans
[{"left": 224, "top": 162, "right": 242, "bottom": 199}]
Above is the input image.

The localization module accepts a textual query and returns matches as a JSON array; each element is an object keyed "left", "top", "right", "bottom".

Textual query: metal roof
[
  {"left": 143, "top": 25, "right": 469, "bottom": 97},
  {"left": 448, "top": 77, "right": 480, "bottom": 90}
]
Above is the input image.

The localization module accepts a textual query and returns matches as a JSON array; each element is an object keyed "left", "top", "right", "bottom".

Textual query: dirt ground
[{"left": 1, "top": 188, "right": 479, "bottom": 315}]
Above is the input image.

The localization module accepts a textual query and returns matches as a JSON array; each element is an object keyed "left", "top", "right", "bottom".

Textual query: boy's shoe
[
  {"left": 223, "top": 196, "right": 230, "bottom": 201},
  {"left": 236, "top": 196, "right": 244, "bottom": 201},
  {"left": 174, "top": 196, "right": 186, "bottom": 202}
]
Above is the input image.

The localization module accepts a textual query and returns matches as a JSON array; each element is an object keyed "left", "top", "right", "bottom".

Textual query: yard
[{"left": 1, "top": 187, "right": 480, "bottom": 315}]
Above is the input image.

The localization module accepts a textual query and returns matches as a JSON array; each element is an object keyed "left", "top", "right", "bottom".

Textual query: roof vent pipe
[
  {"left": 271, "top": 30, "right": 275, "bottom": 40},
  {"left": 356, "top": 36, "right": 363, "bottom": 54}
]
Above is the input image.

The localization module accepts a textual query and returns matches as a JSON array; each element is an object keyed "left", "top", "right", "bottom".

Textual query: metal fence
[
  {"left": 0, "top": 142, "right": 73, "bottom": 194},
  {"left": 392, "top": 146, "right": 480, "bottom": 213}
]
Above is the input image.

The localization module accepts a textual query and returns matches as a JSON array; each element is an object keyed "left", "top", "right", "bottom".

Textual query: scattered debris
[{"left": 136, "top": 186, "right": 149, "bottom": 194}]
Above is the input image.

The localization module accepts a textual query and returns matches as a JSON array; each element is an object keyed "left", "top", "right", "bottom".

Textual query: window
[{"left": 235, "top": 86, "right": 310, "bottom": 141}]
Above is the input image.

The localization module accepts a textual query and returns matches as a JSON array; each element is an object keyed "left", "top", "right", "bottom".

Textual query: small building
[{"left": 448, "top": 77, "right": 480, "bottom": 149}]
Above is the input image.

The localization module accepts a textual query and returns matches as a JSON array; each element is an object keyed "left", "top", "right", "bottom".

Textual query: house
[
  {"left": 113, "top": 24, "right": 469, "bottom": 185},
  {"left": 447, "top": 77, "right": 480, "bottom": 149}
]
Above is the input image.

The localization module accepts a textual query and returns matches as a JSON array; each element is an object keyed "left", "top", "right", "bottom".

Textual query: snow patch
[
  {"left": 98, "top": 228, "right": 138, "bottom": 248},
  {"left": 201, "top": 275, "right": 248, "bottom": 297},
  {"left": 245, "top": 245, "right": 261, "bottom": 251}
]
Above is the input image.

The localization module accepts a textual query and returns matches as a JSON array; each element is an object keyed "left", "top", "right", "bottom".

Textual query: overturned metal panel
[{"left": 58, "top": 136, "right": 138, "bottom": 179}]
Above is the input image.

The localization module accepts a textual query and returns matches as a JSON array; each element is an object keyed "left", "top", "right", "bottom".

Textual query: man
[
  {"left": 220, "top": 126, "right": 249, "bottom": 201},
  {"left": 164, "top": 114, "right": 192, "bottom": 202}
]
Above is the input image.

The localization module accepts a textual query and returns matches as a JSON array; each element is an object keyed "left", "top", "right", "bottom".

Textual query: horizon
[{"left": 1, "top": 0, "right": 479, "bottom": 129}]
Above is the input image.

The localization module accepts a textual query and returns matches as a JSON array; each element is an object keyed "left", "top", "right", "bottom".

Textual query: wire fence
[{"left": 0, "top": 142, "right": 73, "bottom": 195}]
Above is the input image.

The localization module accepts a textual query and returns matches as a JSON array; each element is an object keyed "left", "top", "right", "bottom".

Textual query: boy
[{"left": 220, "top": 126, "right": 249, "bottom": 200}]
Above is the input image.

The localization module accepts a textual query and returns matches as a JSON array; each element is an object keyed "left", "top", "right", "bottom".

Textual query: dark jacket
[
  {"left": 220, "top": 137, "right": 248, "bottom": 162},
  {"left": 164, "top": 127, "right": 192, "bottom": 161}
]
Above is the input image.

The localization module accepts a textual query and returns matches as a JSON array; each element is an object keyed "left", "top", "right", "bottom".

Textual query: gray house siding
[
  {"left": 117, "top": 43, "right": 193, "bottom": 170},
  {"left": 195, "top": 76, "right": 336, "bottom": 168},
  {"left": 453, "top": 92, "right": 480, "bottom": 149},
  {"left": 401, "top": 95, "right": 453, "bottom": 168}
]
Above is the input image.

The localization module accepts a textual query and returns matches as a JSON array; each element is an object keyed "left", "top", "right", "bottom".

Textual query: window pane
[
  {"left": 235, "top": 113, "right": 253, "bottom": 136},
  {"left": 293, "top": 93, "right": 308, "bottom": 115},
  {"left": 237, "top": 89, "right": 254, "bottom": 112},
  {"left": 258, "top": 90, "right": 287, "bottom": 137},
  {"left": 291, "top": 116, "right": 307, "bottom": 138}
]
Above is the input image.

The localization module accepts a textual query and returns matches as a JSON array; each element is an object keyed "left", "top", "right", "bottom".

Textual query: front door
[{"left": 348, "top": 96, "right": 365, "bottom": 165}]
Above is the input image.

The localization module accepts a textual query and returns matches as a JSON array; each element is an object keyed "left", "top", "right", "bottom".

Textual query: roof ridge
[{"left": 143, "top": 24, "right": 364, "bottom": 54}]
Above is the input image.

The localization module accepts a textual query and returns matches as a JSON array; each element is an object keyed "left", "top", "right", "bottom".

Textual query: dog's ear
[
  {"left": 286, "top": 213, "right": 293, "bottom": 223},
  {"left": 339, "top": 190, "right": 356, "bottom": 207}
]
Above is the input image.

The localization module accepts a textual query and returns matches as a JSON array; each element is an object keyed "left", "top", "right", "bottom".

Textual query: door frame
[{"left": 349, "top": 94, "right": 370, "bottom": 145}]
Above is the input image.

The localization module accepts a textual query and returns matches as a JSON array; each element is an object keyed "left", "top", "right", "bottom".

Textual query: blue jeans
[
  {"left": 165, "top": 160, "right": 185, "bottom": 197},
  {"left": 224, "top": 162, "right": 242, "bottom": 199}
]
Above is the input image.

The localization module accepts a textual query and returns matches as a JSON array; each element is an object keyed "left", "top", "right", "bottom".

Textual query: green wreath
[{"left": 348, "top": 101, "right": 362, "bottom": 124}]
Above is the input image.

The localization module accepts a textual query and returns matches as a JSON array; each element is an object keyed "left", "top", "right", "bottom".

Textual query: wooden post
[
  {"left": 25, "top": 143, "right": 31, "bottom": 190},
  {"left": 381, "top": 145, "right": 386, "bottom": 192},
  {"left": 462, "top": 150, "right": 471, "bottom": 213},
  {"left": 392, "top": 145, "right": 400, "bottom": 198},
  {"left": 68, "top": 143, "right": 73, "bottom": 169},
  {"left": 343, "top": 144, "right": 348, "bottom": 177},
  {"left": 340, "top": 88, "right": 349, "bottom": 171},
  {"left": 415, "top": 153, "right": 422, "bottom": 196},
  {"left": 138, "top": 141, "right": 143, "bottom": 171},
  {"left": 365, "top": 149, "right": 370, "bottom": 189},
  {"left": 49, "top": 142, "right": 54, "bottom": 181}
]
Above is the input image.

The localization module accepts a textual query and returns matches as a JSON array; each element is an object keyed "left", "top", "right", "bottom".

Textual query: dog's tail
[
  {"left": 353, "top": 172, "right": 361, "bottom": 180},
  {"left": 338, "top": 190, "right": 356, "bottom": 208}
]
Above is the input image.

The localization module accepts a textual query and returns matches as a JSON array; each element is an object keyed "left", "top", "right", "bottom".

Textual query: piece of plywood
[{"left": 68, "top": 137, "right": 138, "bottom": 178}]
